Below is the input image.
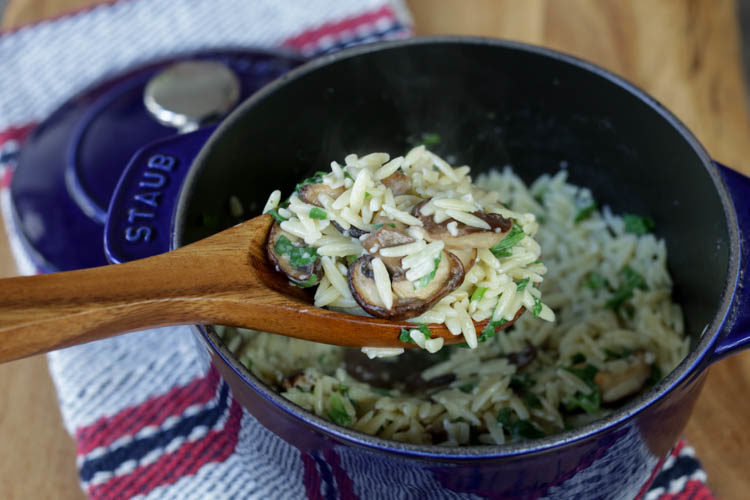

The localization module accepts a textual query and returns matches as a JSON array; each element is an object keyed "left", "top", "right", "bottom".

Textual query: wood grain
[
  {"left": 0, "top": 214, "right": 503, "bottom": 364},
  {"left": 2, "top": 1, "right": 750, "bottom": 499}
]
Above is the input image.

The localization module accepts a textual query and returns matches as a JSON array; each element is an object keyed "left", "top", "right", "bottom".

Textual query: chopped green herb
[
  {"left": 605, "top": 266, "right": 649, "bottom": 311},
  {"left": 478, "top": 318, "right": 507, "bottom": 342},
  {"left": 343, "top": 171, "right": 354, "bottom": 181},
  {"left": 524, "top": 391, "right": 543, "bottom": 409},
  {"left": 571, "top": 353, "right": 587, "bottom": 365},
  {"left": 399, "top": 328, "right": 414, "bottom": 344},
  {"left": 417, "top": 323, "right": 432, "bottom": 339},
  {"left": 399, "top": 324, "right": 431, "bottom": 344},
  {"left": 327, "top": 393, "right": 352, "bottom": 426},
  {"left": 516, "top": 278, "right": 530, "bottom": 291},
  {"left": 496, "top": 408, "right": 544, "bottom": 439},
  {"left": 490, "top": 223, "right": 525, "bottom": 258},
  {"left": 292, "top": 274, "right": 319, "bottom": 288},
  {"left": 279, "top": 199, "right": 290, "bottom": 209},
  {"left": 583, "top": 272, "right": 606, "bottom": 290},
  {"left": 574, "top": 202, "right": 597, "bottom": 223},
  {"left": 497, "top": 408, "right": 513, "bottom": 426},
  {"left": 603, "top": 348, "right": 633, "bottom": 360},
  {"left": 274, "top": 235, "right": 318, "bottom": 267},
  {"left": 623, "top": 214, "right": 655, "bottom": 235},
  {"left": 309, "top": 207, "right": 328, "bottom": 220},
  {"left": 455, "top": 342, "right": 471, "bottom": 348},
  {"left": 510, "top": 419, "right": 546, "bottom": 439},
  {"left": 470, "top": 287, "right": 488, "bottom": 302},
  {"left": 421, "top": 132, "right": 442, "bottom": 146},
  {"left": 364, "top": 192, "right": 372, "bottom": 199},
  {"left": 345, "top": 254, "right": 358, "bottom": 266},
  {"left": 295, "top": 171, "right": 328, "bottom": 192},
  {"left": 509, "top": 373, "right": 535, "bottom": 392},
  {"left": 415, "top": 254, "right": 441, "bottom": 289},
  {"left": 372, "top": 223, "right": 397, "bottom": 229},
  {"left": 563, "top": 364, "right": 601, "bottom": 414},
  {"left": 459, "top": 383, "right": 476, "bottom": 393},
  {"left": 373, "top": 388, "right": 392, "bottom": 397},
  {"left": 336, "top": 384, "right": 350, "bottom": 397},
  {"left": 532, "top": 297, "right": 543, "bottom": 317},
  {"left": 267, "top": 209, "right": 288, "bottom": 224}
]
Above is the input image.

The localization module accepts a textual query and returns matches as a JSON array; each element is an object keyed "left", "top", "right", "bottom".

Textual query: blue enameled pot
[{"left": 104, "top": 37, "right": 750, "bottom": 499}]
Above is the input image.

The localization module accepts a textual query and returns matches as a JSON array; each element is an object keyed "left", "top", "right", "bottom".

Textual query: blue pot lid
[{"left": 10, "top": 49, "right": 303, "bottom": 272}]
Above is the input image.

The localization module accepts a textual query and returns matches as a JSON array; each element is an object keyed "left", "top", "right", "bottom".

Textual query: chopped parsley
[
  {"left": 516, "top": 278, "right": 530, "bottom": 291},
  {"left": 583, "top": 272, "right": 606, "bottom": 290},
  {"left": 459, "top": 383, "right": 476, "bottom": 394},
  {"left": 309, "top": 206, "right": 328, "bottom": 220},
  {"left": 295, "top": 171, "right": 328, "bottom": 192},
  {"left": 603, "top": 348, "right": 633, "bottom": 360},
  {"left": 563, "top": 364, "right": 601, "bottom": 414},
  {"left": 470, "top": 287, "right": 488, "bottom": 302},
  {"left": 327, "top": 393, "right": 353, "bottom": 426},
  {"left": 508, "top": 374, "right": 542, "bottom": 409},
  {"left": 605, "top": 266, "right": 649, "bottom": 311},
  {"left": 532, "top": 297, "right": 543, "bottom": 317},
  {"left": 490, "top": 223, "right": 525, "bottom": 258},
  {"left": 343, "top": 171, "right": 354, "bottom": 181},
  {"left": 574, "top": 202, "right": 597, "bottom": 223},
  {"left": 496, "top": 408, "right": 545, "bottom": 439},
  {"left": 524, "top": 391, "right": 543, "bottom": 409},
  {"left": 623, "top": 214, "right": 655, "bottom": 235},
  {"left": 372, "top": 223, "right": 397, "bottom": 230},
  {"left": 274, "top": 235, "right": 318, "bottom": 268},
  {"left": 399, "top": 323, "right": 432, "bottom": 344},
  {"left": 415, "top": 254, "right": 441, "bottom": 289},
  {"left": 345, "top": 254, "right": 358, "bottom": 266},
  {"left": 478, "top": 318, "right": 507, "bottom": 342},
  {"left": 373, "top": 388, "right": 392, "bottom": 397},
  {"left": 293, "top": 274, "right": 319, "bottom": 288},
  {"left": 267, "top": 209, "right": 288, "bottom": 224},
  {"left": 364, "top": 192, "right": 372, "bottom": 199},
  {"left": 571, "top": 353, "right": 587, "bottom": 365}
]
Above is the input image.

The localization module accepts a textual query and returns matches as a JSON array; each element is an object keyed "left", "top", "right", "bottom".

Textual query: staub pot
[{"left": 104, "top": 38, "right": 750, "bottom": 499}]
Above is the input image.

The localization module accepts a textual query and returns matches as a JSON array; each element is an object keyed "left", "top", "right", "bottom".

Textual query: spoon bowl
[{"left": 0, "top": 213, "right": 519, "bottom": 363}]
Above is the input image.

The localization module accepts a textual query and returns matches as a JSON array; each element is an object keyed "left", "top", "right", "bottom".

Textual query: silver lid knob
[{"left": 144, "top": 60, "right": 241, "bottom": 132}]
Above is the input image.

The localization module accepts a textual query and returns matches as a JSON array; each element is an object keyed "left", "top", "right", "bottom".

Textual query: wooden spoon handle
[{"left": 0, "top": 251, "right": 212, "bottom": 363}]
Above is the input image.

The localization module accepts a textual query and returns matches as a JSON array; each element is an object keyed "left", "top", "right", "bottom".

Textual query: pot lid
[{"left": 10, "top": 49, "right": 303, "bottom": 272}]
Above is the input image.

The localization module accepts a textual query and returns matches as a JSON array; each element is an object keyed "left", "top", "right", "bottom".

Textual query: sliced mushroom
[
  {"left": 361, "top": 227, "right": 414, "bottom": 273},
  {"left": 505, "top": 344, "right": 537, "bottom": 370},
  {"left": 267, "top": 223, "right": 321, "bottom": 286},
  {"left": 382, "top": 171, "right": 411, "bottom": 195},
  {"left": 448, "top": 247, "right": 477, "bottom": 270},
  {"left": 348, "top": 252, "right": 464, "bottom": 320},
  {"left": 594, "top": 352, "right": 652, "bottom": 403},
  {"left": 297, "top": 183, "right": 345, "bottom": 207},
  {"left": 412, "top": 199, "right": 513, "bottom": 249}
]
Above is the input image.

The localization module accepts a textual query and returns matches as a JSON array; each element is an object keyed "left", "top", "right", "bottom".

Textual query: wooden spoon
[{"left": 0, "top": 214, "right": 520, "bottom": 363}]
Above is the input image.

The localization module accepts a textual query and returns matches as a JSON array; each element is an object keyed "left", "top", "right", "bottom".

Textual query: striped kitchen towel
[{"left": 0, "top": 0, "right": 715, "bottom": 498}]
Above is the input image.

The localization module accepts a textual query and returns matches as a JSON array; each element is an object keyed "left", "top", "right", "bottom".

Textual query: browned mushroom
[
  {"left": 593, "top": 352, "right": 652, "bottom": 403},
  {"left": 266, "top": 223, "right": 321, "bottom": 286},
  {"left": 412, "top": 199, "right": 513, "bottom": 250},
  {"left": 348, "top": 252, "right": 464, "bottom": 320},
  {"left": 382, "top": 171, "right": 411, "bottom": 195},
  {"left": 360, "top": 226, "right": 414, "bottom": 273},
  {"left": 297, "top": 183, "right": 345, "bottom": 207}
]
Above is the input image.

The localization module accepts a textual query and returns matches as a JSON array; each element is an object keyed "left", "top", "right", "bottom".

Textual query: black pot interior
[{"left": 179, "top": 39, "right": 729, "bottom": 353}]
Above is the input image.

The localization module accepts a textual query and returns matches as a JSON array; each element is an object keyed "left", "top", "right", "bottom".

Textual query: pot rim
[{"left": 174, "top": 35, "right": 740, "bottom": 459}]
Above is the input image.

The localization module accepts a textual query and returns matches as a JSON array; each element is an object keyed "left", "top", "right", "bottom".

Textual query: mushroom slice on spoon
[
  {"left": 348, "top": 252, "right": 464, "bottom": 320},
  {"left": 266, "top": 222, "right": 321, "bottom": 286},
  {"left": 412, "top": 199, "right": 513, "bottom": 250},
  {"left": 360, "top": 226, "right": 414, "bottom": 273}
]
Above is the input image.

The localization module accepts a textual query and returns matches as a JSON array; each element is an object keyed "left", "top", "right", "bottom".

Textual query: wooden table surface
[{"left": 2, "top": 1, "right": 750, "bottom": 499}]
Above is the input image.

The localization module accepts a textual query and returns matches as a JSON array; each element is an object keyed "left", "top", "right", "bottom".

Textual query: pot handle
[
  {"left": 104, "top": 126, "right": 216, "bottom": 264},
  {"left": 709, "top": 162, "right": 750, "bottom": 361}
]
